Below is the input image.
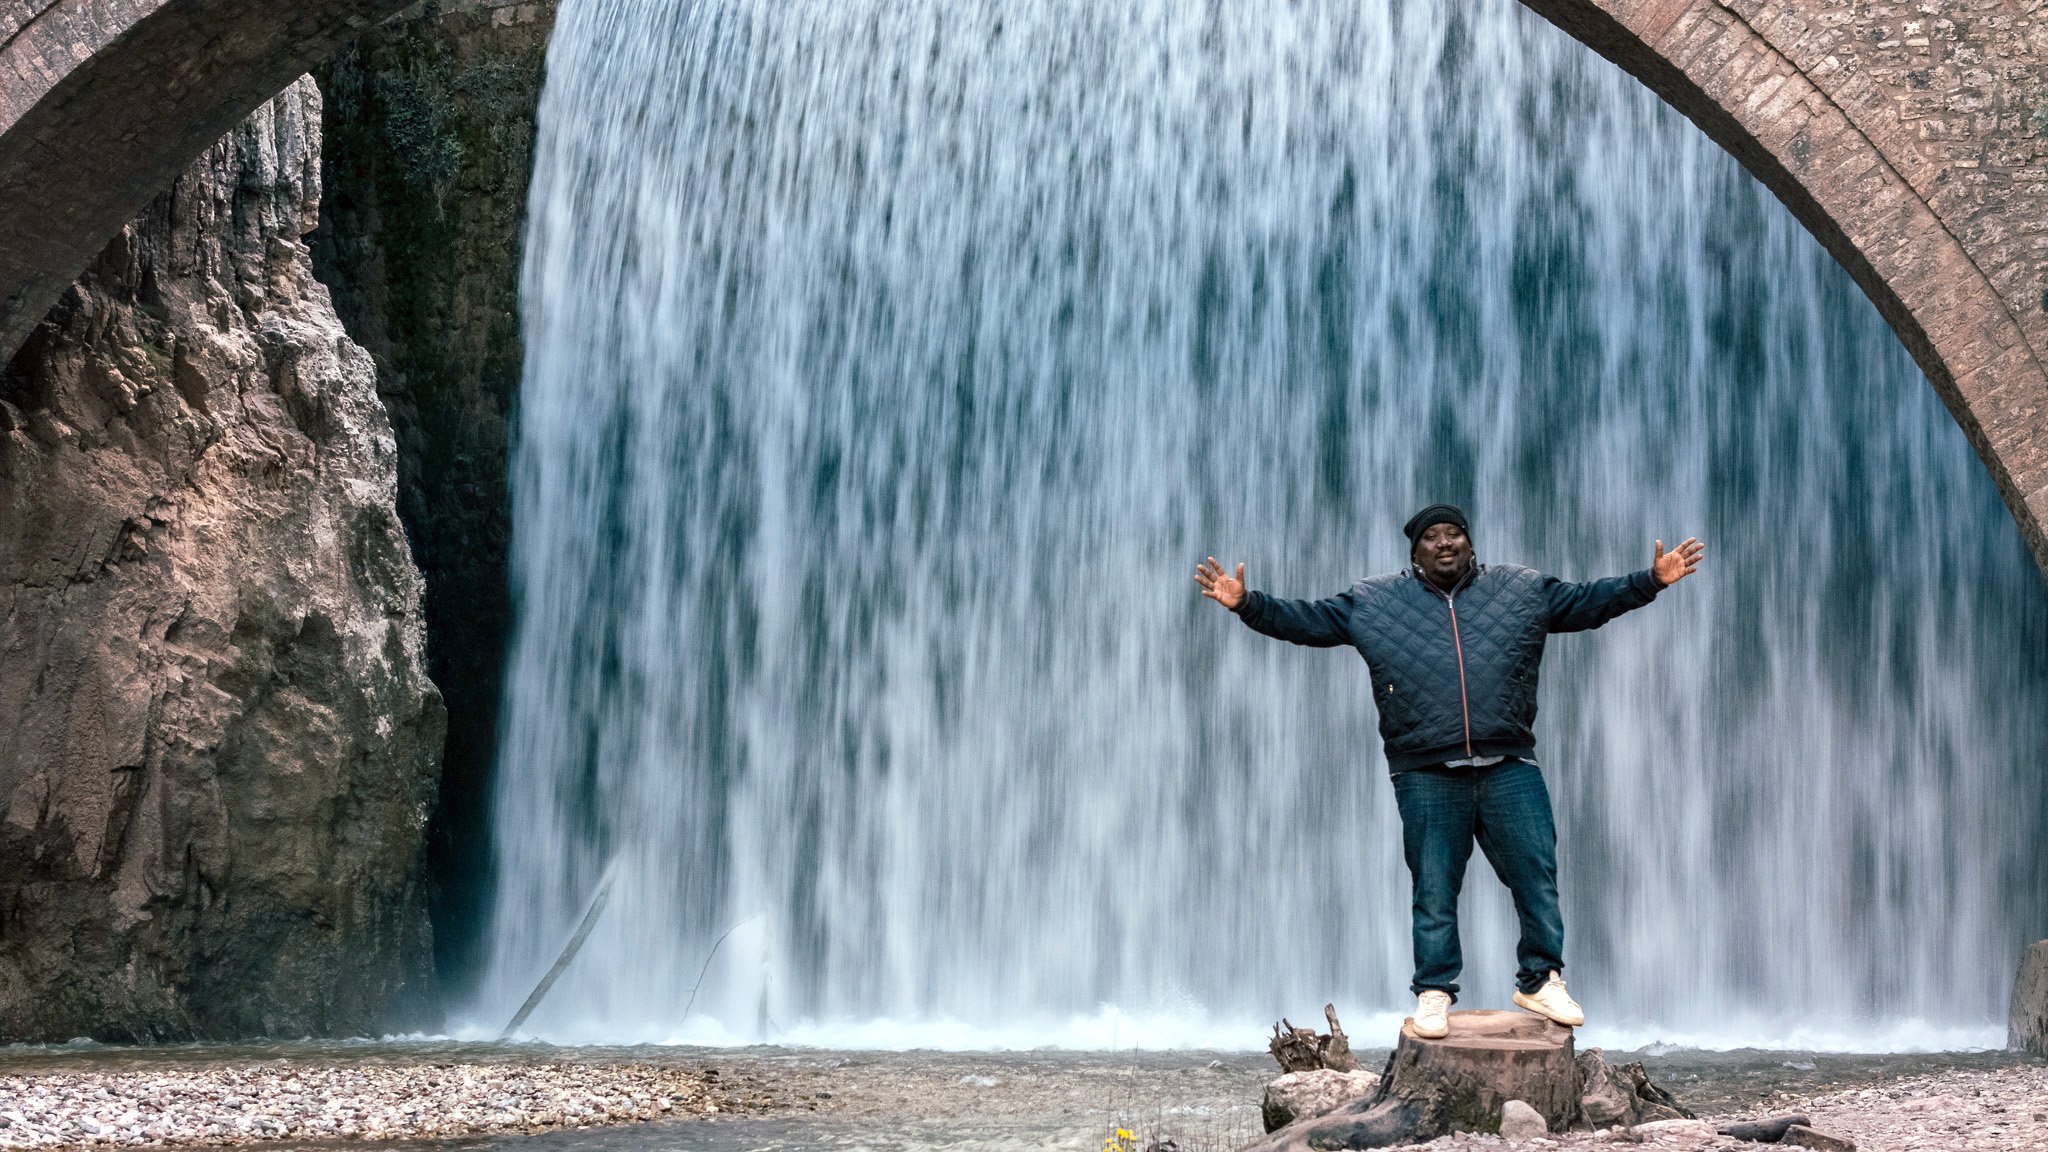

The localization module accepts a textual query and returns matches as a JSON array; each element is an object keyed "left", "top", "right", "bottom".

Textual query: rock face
[
  {"left": 2014, "top": 940, "right": 2048, "bottom": 1054},
  {"left": 0, "top": 77, "right": 444, "bottom": 1041},
  {"left": 311, "top": 0, "right": 558, "bottom": 984}
]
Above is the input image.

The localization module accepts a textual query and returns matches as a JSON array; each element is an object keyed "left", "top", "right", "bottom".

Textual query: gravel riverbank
[
  {"left": 1794, "top": 1062, "right": 2048, "bottom": 1151},
  {"left": 0, "top": 1061, "right": 758, "bottom": 1148}
]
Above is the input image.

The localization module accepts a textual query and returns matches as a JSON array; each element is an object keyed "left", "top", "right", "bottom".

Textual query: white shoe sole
[
  {"left": 1512, "top": 990, "right": 1584, "bottom": 1028},
  {"left": 1411, "top": 1017, "right": 1449, "bottom": 1039}
]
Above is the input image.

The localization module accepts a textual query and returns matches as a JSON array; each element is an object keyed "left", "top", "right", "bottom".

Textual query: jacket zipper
[{"left": 1443, "top": 587, "right": 1475, "bottom": 759}]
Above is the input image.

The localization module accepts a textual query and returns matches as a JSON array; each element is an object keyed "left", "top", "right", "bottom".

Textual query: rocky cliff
[
  {"left": 312, "top": 0, "right": 556, "bottom": 988},
  {"left": 0, "top": 78, "right": 444, "bottom": 1041}
]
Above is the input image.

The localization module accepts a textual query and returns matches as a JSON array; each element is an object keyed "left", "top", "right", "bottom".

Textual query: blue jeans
[{"left": 1391, "top": 760, "right": 1563, "bottom": 999}]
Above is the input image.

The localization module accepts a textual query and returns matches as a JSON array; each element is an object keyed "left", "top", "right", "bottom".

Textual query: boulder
[
  {"left": 2011, "top": 940, "right": 2048, "bottom": 1054},
  {"left": 1262, "top": 1069, "right": 1381, "bottom": 1132},
  {"left": 1498, "top": 1099, "right": 1547, "bottom": 1139},
  {"left": 0, "top": 78, "right": 443, "bottom": 1041}
]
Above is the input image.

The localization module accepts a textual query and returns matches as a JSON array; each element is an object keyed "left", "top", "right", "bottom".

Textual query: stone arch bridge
[{"left": 4, "top": 0, "right": 2045, "bottom": 568}]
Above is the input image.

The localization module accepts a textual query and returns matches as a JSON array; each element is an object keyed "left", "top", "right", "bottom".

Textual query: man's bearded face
[{"left": 1413, "top": 522, "right": 1473, "bottom": 586}]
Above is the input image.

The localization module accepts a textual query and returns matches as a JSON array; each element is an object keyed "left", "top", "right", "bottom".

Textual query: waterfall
[{"left": 473, "top": 0, "right": 2048, "bottom": 1050}]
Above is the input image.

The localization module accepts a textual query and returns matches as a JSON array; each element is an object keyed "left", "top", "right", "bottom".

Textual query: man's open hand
[
  {"left": 1652, "top": 537, "right": 1705, "bottom": 587},
  {"left": 1194, "top": 556, "right": 1248, "bottom": 610}
]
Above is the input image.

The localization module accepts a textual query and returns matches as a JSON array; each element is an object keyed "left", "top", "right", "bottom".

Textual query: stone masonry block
[{"left": 2013, "top": 941, "right": 2048, "bottom": 1053}]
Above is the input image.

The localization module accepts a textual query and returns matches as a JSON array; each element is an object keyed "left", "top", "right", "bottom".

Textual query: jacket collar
[{"left": 1409, "top": 560, "right": 1482, "bottom": 598}]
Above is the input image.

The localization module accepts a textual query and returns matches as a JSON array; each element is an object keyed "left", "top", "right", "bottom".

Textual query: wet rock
[
  {"left": 1260, "top": 1068, "right": 1380, "bottom": 1132},
  {"left": 2011, "top": 939, "right": 2048, "bottom": 1054},
  {"left": 1498, "top": 1098, "right": 1547, "bottom": 1139},
  {"left": 0, "top": 77, "right": 443, "bottom": 1042}
]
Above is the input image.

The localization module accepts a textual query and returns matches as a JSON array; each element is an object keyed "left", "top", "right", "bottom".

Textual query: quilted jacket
[{"left": 1234, "top": 562, "right": 1661, "bottom": 773}]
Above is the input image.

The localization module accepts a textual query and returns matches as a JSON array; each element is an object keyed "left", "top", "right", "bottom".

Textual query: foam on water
[
  {"left": 431, "top": 1010, "right": 2003, "bottom": 1056},
  {"left": 447, "top": 1007, "right": 1350, "bottom": 1053}
]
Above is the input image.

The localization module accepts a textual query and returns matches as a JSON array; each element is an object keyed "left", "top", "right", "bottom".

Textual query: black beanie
[{"left": 1403, "top": 503, "right": 1470, "bottom": 548}]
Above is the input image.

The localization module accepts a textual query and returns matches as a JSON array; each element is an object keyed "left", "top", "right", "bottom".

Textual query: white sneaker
[
  {"left": 1512, "top": 970, "right": 1585, "bottom": 1027},
  {"left": 1412, "top": 990, "right": 1452, "bottom": 1039}
]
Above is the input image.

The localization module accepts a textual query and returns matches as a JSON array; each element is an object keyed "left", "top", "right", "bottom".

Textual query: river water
[{"left": 473, "top": 0, "right": 2048, "bottom": 1049}]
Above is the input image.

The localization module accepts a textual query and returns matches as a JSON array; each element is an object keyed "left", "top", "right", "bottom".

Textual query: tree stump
[
  {"left": 1250, "top": 1010, "right": 1578, "bottom": 1151},
  {"left": 1375, "top": 1011, "right": 1580, "bottom": 1129}
]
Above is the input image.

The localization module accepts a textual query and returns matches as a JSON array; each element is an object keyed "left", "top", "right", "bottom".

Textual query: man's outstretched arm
[
  {"left": 1194, "top": 556, "right": 1355, "bottom": 647},
  {"left": 1546, "top": 537, "right": 1704, "bottom": 633}
]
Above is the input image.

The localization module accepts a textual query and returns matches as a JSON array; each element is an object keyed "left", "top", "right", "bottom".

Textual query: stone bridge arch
[
  {"left": 0, "top": 0, "right": 409, "bottom": 358},
  {"left": 3, "top": 0, "right": 2044, "bottom": 568}
]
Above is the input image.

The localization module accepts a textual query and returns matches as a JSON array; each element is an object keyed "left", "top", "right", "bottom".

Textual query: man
[{"left": 1193, "top": 504, "right": 1702, "bottom": 1039}]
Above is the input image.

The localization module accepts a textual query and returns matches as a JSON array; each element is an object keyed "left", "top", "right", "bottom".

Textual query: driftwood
[
  {"left": 1574, "top": 1047, "right": 1691, "bottom": 1128},
  {"left": 1267, "top": 1003, "right": 1359, "bottom": 1073},
  {"left": 1718, "top": 1114, "right": 1813, "bottom": 1142},
  {"left": 1250, "top": 1010, "right": 1693, "bottom": 1151},
  {"left": 499, "top": 861, "right": 618, "bottom": 1039}
]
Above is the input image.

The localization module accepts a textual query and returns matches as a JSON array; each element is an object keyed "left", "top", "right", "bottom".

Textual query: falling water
[{"left": 473, "top": 0, "right": 2048, "bottom": 1049}]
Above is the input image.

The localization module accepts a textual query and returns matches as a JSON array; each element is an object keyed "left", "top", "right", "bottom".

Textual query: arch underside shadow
[{"left": 2, "top": 0, "right": 2043, "bottom": 574}]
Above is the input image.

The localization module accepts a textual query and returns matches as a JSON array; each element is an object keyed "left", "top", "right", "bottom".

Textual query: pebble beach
[{"left": 0, "top": 1060, "right": 768, "bottom": 1149}]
